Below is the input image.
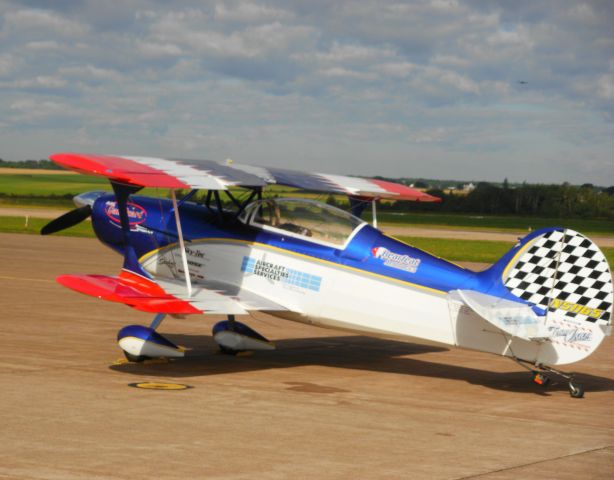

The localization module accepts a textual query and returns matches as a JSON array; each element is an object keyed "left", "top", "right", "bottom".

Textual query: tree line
[
  {"left": 0, "top": 159, "right": 61, "bottom": 169},
  {"left": 385, "top": 182, "right": 614, "bottom": 219}
]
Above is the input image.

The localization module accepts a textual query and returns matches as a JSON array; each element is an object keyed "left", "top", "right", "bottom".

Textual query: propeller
[
  {"left": 40, "top": 191, "right": 107, "bottom": 235},
  {"left": 41, "top": 205, "right": 92, "bottom": 235}
]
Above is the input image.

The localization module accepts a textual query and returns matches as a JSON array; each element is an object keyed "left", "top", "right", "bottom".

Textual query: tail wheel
[{"left": 568, "top": 381, "right": 585, "bottom": 398}]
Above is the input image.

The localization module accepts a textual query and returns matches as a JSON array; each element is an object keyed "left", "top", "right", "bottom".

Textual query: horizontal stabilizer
[{"left": 450, "top": 290, "right": 550, "bottom": 341}]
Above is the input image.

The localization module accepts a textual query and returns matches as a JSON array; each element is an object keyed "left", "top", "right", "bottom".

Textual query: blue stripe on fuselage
[{"left": 91, "top": 194, "right": 487, "bottom": 296}]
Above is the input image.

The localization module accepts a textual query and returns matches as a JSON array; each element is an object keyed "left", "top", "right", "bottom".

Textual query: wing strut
[
  {"left": 371, "top": 199, "right": 378, "bottom": 229},
  {"left": 171, "top": 190, "right": 192, "bottom": 298}
]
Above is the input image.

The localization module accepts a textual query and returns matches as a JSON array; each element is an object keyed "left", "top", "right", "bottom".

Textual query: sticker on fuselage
[
  {"left": 372, "top": 247, "right": 421, "bottom": 273},
  {"left": 105, "top": 200, "right": 150, "bottom": 233},
  {"left": 545, "top": 319, "right": 594, "bottom": 351},
  {"left": 241, "top": 256, "right": 322, "bottom": 292}
]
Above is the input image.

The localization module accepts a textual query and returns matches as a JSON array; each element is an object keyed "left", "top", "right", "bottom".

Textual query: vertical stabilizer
[{"left": 496, "top": 228, "right": 612, "bottom": 364}]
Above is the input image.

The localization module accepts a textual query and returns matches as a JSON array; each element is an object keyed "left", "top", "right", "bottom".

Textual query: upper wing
[
  {"left": 50, "top": 152, "right": 440, "bottom": 202},
  {"left": 57, "top": 271, "right": 288, "bottom": 315}
]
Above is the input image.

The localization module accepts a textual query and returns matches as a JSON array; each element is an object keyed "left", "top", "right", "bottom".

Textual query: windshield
[{"left": 241, "top": 198, "right": 365, "bottom": 248}]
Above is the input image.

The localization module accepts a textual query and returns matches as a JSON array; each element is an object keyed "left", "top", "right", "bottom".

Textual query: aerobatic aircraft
[{"left": 42, "top": 153, "right": 613, "bottom": 398}]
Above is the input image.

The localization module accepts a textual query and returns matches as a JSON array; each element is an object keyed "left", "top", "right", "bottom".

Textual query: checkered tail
[{"left": 502, "top": 229, "right": 612, "bottom": 325}]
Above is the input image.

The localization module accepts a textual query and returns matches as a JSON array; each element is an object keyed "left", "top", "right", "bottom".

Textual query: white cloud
[
  {"left": 58, "top": 65, "right": 124, "bottom": 83},
  {"left": 318, "top": 67, "right": 377, "bottom": 81},
  {"left": 376, "top": 62, "right": 415, "bottom": 78},
  {"left": 0, "top": 1, "right": 613, "bottom": 184},
  {"left": 214, "top": 2, "right": 293, "bottom": 23},
  {"left": 24, "top": 40, "right": 63, "bottom": 51},
  {"left": 136, "top": 40, "right": 183, "bottom": 58},
  {"left": 0, "top": 53, "right": 18, "bottom": 76},
  {"left": 4, "top": 75, "right": 67, "bottom": 89},
  {"left": 4, "top": 8, "right": 88, "bottom": 36},
  {"left": 597, "top": 74, "right": 614, "bottom": 100}
]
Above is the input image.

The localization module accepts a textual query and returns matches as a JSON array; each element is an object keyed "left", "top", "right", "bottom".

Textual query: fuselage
[{"left": 88, "top": 193, "right": 585, "bottom": 365}]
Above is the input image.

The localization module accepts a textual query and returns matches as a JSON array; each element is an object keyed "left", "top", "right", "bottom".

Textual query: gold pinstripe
[{"left": 139, "top": 237, "right": 446, "bottom": 296}]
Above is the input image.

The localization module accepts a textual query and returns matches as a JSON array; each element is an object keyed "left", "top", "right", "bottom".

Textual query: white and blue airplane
[{"left": 42, "top": 153, "right": 613, "bottom": 398}]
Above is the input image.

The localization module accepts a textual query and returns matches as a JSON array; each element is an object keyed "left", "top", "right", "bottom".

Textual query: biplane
[{"left": 42, "top": 153, "right": 613, "bottom": 398}]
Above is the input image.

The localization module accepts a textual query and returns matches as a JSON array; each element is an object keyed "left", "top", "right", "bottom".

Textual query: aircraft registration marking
[{"left": 550, "top": 298, "right": 604, "bottom": 320}]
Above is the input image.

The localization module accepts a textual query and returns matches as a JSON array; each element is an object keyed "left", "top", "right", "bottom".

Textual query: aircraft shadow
[{"left": 109, "top": 333, "right": 614, "bottom": 395}]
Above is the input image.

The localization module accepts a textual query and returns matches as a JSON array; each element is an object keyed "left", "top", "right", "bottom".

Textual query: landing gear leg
[
  {"left": 218, "top": 315, "right": 239, "bottom": 355},
  {"left": 149, "top": 313, "right": 166, "bottom": 330},
  {"left": 512, "top": 357, "right": 584, "bottom": 398}
]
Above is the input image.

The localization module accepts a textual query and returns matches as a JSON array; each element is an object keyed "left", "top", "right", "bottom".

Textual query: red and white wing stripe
[
  {"left": 50, "top": 152, "right": 440, "bottom": 202},
  {"left": 123, "top": 156, "right": 230, "bottom": 190},
  {"left": 316, "top": 174, "right": 436, "bottom": 201}
]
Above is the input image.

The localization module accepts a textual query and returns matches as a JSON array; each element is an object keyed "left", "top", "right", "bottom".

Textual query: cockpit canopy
[{"left": 239, "top": 198, "right": 366, "bottom": 249}]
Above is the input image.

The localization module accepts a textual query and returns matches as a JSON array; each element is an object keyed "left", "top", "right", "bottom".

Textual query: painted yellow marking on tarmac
[
  {"left": 111, "top": 357, "right": 171, "bottom": 366},
  {"left": 112, "top": 358, "right": 130, "bottom": 366},
  {"left": 128, "top": 382, "right": 192, "bottom": 390}
]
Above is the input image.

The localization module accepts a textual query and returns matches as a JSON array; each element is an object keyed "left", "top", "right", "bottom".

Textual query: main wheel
[
  {"left": 218, "top": 345, "right": 242, "bottom": 356},
  {"left": 568, "top": 381, "right": 584, "bottom": 398},
  {"left": 123, "top": 351, "right": 150, "bottom": 363}
]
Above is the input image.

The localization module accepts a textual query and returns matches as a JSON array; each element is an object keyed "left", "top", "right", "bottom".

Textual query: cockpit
[{"left": 239, "top": 198, "right": 366, "bottom": 249}]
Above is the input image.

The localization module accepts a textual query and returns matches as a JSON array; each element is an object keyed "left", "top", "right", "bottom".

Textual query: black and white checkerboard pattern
[{"left": 503, "top": 229, "right": 612, "bottom": 324}]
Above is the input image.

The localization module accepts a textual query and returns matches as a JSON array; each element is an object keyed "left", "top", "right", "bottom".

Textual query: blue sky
[{"left": 1, "top": 1, "right": 613, "bottom": 185}]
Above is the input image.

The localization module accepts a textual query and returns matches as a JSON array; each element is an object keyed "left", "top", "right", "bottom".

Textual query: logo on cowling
[
  {"left": 105, "top": 201, "right": 147, "bottom": 226},
  {"left": 372, "top": 247, "right": 421, "bottom": 273}
]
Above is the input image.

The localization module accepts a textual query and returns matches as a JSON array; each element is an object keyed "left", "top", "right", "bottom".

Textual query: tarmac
[{"left": 1, "top": 232, "right": 613, "bottom": 479}]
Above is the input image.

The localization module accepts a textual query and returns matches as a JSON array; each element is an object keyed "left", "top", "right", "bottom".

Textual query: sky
[{"left": 1, "top": 1, "right": 613, "bottom": 185}]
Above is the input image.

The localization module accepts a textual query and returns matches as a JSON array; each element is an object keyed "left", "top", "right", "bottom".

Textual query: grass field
[
  {"left": 0, "top": 216, "right": 94, "bottom": 237},
  {"left": 0, "top": 173, "right": 109, "bottom": 196},
  {"left": 397, "top": 236, "right": 512, "bottom": 264},
  {"left": 393, "top": 235, "right": 614, "bottom": 268},
  {"left": 376, "top": 212, "right": 614, "bottom": 235}
]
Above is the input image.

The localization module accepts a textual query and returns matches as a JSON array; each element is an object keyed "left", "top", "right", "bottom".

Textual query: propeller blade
[{"left": 40, "top": 205, "right": 92, "bottom": 235}]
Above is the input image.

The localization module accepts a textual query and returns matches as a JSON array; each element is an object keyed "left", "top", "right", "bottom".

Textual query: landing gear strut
[{"left": 513, "top": 358, "right": 584, "bottom": 398}]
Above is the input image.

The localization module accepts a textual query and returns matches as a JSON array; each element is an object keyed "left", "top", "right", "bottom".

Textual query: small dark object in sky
[{"left": 518, "top": 80, "right": 528, "bottom": 84}]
